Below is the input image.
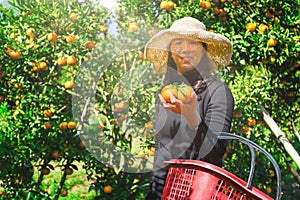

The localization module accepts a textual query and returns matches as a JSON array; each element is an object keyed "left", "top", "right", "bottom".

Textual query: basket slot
[
  {"left": 163, "top": 167, "right": 196, "bottom": 199},
  {"left": 212, "top": 179, "right": 253, "bottom": 200}
]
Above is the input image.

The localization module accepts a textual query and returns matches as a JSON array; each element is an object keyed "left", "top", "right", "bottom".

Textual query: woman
[{"left": 144, "top": 17, "right": 234, "bottom": 199}]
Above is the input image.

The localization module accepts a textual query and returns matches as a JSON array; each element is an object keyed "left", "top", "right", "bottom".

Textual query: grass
[{"left": 33, "top": 161, "right": 96, "bottom": 199}]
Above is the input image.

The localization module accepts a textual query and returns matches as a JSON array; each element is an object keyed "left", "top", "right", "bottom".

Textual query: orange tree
[{"left": 0, "top": 0, "right": 299, "bottom": 199}]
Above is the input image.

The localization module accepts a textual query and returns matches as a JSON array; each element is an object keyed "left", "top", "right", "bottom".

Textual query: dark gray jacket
[{"left": 147, "top": 68, "right": 234, "bottom": 200}]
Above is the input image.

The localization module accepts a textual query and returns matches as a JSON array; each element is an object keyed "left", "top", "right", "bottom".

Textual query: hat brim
[{"left": 144, "top": 29, "right": 233, "bottom": 74}]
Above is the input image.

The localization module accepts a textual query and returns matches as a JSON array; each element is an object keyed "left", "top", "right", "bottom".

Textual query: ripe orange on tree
[
  {"left": 59, "top": 122, "right": 68, "bottom": 130},
  {"left": 67, "top": 121, "right": 77, "bottom": 129},
  {"left": 266, "top": 11, "right": 272, "bottom": 18},
  {"left": 258, "top": 23, "right": 268, "bottom": 33},
  {"left": 65, "top": 168, "right": 73, "bottom": 175},
  {"left": 38, "top": 62, "right": 47, "bottom": 70},
  {"left": 204, "top": 1, "right": 211, "bottom": 10},
  {"left": 67, "top": 56, "right": 76, "bottom": 66},
  {"left": 247, "top": 117, "right": 257, "bottom": 126},
  {"left": 47, "top": 32, "right": 58, "bottom": 42},
  {"left": 103, "top": 185, "right": 112, "bottom": 194},
  {"left": 148, "top": 147, "right": 155, "bottom": 156},
  {"left": 70, "top": 13, "right": 77, "bottom": 21},
  {"left": 0, "top": 71, "right": 5, "bottom": 78},
  {"left": 160, "top": 1, "right": 169, "bottom": 10},
  {"left": 64, "top": 80, "right": 74, "bottom": 89},
  {"left": 128, "top": 22, "right": 139, "bottom": 32},
  {"left": 100, "top": 25, "right": 107, "bottom": 33},
  {"left": 246, "top": 22, "right": 256, "bottom": 32},
  {"left": 145, "top": 121, "right": 154, "bottom": 130},
  {"left": 113, "top": 101, "right": 127, "bottom": 112},
  {"left": 241, "top": 125, "right": 250, "bottom": 134},
  {"left": 9, "top": 50, "right": 21, "bottom": 60},
  {"left": 57, "top": 57, "right": 67, "bottom": 66},
  {"left": 41, "top": 167, "right": 50, "bottom": 175},
  {"left": 167, "top": 1, "right": 175, "bottom": 10},
  {"left": 213, "top": 7, "right": 219, "bottom": 15},
  {"left": 61, "top": 189, "right": 68, "bottom": 197},
  {"left": 138, "top": 150, "right": 145, "bottom": 158},
  {"left": 51, "top": 150, "right": 60, "bottom": 159},
  {"left": 267, "top": 38, "right": 277, "bottom": 47},
  {"left": 43, "top": 109, "right": 53, "bottom": 117},
  {"left": 66, "top": 34, "right": 76, "bottom": 44},
  {"left": 266, "top": 187, "right": 272, "bottom": 194},
  {"left": 86, "top": 40, "right": 95, "bottom": 49},
  {"left": 43, "top": 122, "right": 52, "bottom": 129},
  {"left": 26, "top": 28, "right": 35, "bottom": 37}
]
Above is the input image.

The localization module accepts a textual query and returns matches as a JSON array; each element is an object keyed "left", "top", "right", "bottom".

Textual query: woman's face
[{"left": 170, "top": 38, "right": 203, "bottom": 74}]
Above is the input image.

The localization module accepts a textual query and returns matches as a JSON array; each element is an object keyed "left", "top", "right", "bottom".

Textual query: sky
[{"left": 0, "top": 0, "right": 118, "bottom": 11}]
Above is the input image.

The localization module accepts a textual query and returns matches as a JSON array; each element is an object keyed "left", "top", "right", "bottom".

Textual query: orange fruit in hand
[
  {"left": 47, "top": 32, "right": 58, "bottom": 42},
  {"left": 161, "top": 85, "right": 178, "bottom": 103},
  {"left": 103, "top": 185, "right": 112, "bottom": 194},
  {"left": 177, "top": 84, "right": 194, "bottom": 103},
  {"left": 161, "top": 84, "right": 194, "bottom": 103}
]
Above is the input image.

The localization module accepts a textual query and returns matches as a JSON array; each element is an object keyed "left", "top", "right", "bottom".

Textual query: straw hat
[{"left": 144, "top": 17, "right": 233, "bottom": 74}]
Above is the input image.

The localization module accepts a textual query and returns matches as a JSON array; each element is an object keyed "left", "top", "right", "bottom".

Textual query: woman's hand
[{"left": 158, "top": 90, "right": 201, "bottom": 128}]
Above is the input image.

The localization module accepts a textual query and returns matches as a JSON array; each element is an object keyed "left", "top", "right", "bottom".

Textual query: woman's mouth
[{"left": 182, "top": 57, "right": 193, "bottom": 63}]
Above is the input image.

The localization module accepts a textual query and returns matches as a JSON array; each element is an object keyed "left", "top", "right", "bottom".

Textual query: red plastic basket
[
  {"left": 161, "top": 159, "right": 272, "bottom": 200},
  {"left": 161, "top": 133, "right": 281, "bottom": 200}
]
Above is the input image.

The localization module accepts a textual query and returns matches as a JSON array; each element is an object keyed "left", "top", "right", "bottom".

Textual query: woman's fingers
[{"left": 168, "top": 90, "right": 176, "bottom": 103}]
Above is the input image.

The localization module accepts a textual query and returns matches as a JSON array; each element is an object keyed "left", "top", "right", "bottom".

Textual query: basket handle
[{"left": 218, "top": 132, "right": 282, "bottom": 200}]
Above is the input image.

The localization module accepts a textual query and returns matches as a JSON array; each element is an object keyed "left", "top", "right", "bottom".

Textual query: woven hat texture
[{"left": 144, "top": 17, "right": 233, "bottom": 74}]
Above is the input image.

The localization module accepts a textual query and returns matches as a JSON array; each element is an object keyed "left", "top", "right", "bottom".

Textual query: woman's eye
[{"left": 174, "top": 41, "right": 182, "bottom": 46}]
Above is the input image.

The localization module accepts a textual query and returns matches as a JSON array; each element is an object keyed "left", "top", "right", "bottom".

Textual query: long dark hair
[{"left": 163, "top": 43, "right": 218, "bottom": 100}]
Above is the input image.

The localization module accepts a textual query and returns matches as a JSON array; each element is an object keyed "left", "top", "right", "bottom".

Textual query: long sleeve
[{"left": 192, "top": 80, "right": 234, "bottom": 166}]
